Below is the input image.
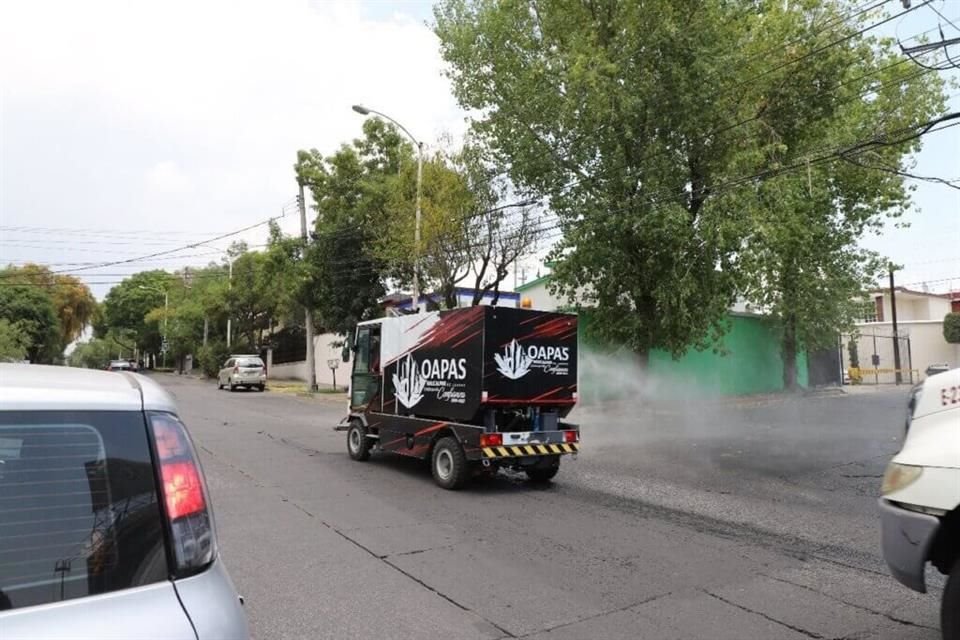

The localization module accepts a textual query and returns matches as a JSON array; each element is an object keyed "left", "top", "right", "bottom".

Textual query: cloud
[
  {"left": 145, "top": 162, "right": 191, "bottom": 195},
  {"left": 0, "top": 0, "right": 463, "bottom": 295}
]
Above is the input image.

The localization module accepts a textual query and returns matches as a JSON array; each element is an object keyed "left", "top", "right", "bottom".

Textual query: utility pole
[
  {"left": 889, "top": 267, "right": 902, "bottom": 385},
  {"left": 413, "top": 141, "right": 423, "bottom": 312},
  {"left": 226, "top": 258, "right": 233, "bottom": 348},
  {"left": 298, "top": 180, "right": 318, "bottom": 392}
]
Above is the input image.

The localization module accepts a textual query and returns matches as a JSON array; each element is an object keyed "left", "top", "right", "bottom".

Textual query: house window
[
  {"left": 860, "top": 300, "right": 878, "bottom": 323},
  {"left": 952, "top": 299, "right": 960, "bottom": 314},
  {"left": 875, "top": 295, "right": 884, "bottom": 322}
]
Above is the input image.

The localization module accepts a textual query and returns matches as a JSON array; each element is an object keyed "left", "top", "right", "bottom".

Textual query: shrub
[
  {"left": 196, "top": 341, "right": 231, "bottom": 378},
  {"left": 944, "top": 313, "right": 960, "bottom": 344}
]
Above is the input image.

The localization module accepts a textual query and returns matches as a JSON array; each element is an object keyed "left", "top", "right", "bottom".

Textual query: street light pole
[{"left": 352, "top": 104, "right": 423, "bottom": 312}]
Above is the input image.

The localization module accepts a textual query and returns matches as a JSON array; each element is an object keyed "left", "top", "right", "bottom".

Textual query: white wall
[
  {"left": 847, "top": 320, "right": 960, "bottom": 383},
  {"left": 267, "top": 331, "right": 349, "bottom": 390},
  {"left": 878, "top": 293, "right": 951, "bottom": 322}
]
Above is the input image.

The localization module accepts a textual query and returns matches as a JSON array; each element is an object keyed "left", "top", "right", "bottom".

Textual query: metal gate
[{"left": 840, "top": 329, "right": 915, "bottom": 385}]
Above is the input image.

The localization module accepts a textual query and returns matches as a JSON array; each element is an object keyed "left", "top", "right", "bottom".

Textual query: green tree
[
  {"left": 0, "top": 319, "right": 29, "bottom": 362},
  {"left": 435, "top": 0, "right": 754, "bottom": 361},
  {"left": 295, "top": 120, "right": 402, "bottom": 335},
  {"left": 1, "top": 264, "right": 97, "bottom": 345},
  {"left": 435, "top": 0, "right": 947, "bottom": 382},
  {"left": 100, "top": 271, "right": 171, "bottom": 355},
  {"left": 68, "top": 337, "right": 123, "bottom": 370},
  {"left": 732, "top": 3, "right": 945, "bottom": 389},
  {"left": 0, "top": 283, "right": 61, "bottom": 363}
]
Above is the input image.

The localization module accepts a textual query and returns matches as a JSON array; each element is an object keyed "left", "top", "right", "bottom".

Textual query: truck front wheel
[
  {"left": 944, "top": 559, "right": 960, "bottom": 640},
  {"left": 347, "top": 422, "right": 371, "bottom": 461},
  {"left": 432, "top": 437, "right": 469, "bottom": 490}
]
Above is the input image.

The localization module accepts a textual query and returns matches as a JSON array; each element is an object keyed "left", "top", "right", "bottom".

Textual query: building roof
[
  {"left": 871, "top": 286, "right": 952, "bottom": 300},
  {"left": 515, "top": 273, "right": 551, "bottom": 293},
  {"left": 388, "top": 287, "right": 520, "bottom": 310}
]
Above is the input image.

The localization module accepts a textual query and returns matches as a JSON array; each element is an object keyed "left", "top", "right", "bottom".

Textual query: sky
[{"left": 0, "top": 0, "right": 957, "bottom": 301}]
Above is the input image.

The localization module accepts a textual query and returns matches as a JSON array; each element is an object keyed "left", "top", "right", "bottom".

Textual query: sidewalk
[{"left": 841, "top": 382, "right": 914, "bottom": 395}]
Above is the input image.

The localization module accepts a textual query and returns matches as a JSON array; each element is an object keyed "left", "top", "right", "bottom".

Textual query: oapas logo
[
  {"left": 495, "top": 340, "right": 570, "bottom": 379},
  {"left": 392, "top": 353, "right": 468, "bottom": 408}
]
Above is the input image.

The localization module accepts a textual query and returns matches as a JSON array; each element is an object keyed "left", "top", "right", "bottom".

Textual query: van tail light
[
  {"left": 233, "top": 365, "right": 239, "bottom": 374},
  {"left": 480, "top": 433, "right": 503, "bottom": 447},
  {"left": 148, "top": 412, "right": 216, "bottom": 576},
  {"left": 563, "top": 430, "right": 579, "bottom": 444}
]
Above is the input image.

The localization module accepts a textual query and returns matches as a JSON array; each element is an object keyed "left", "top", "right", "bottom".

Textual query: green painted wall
[{"left": 578, "top": 312, "right": 808, "bottom": 397}]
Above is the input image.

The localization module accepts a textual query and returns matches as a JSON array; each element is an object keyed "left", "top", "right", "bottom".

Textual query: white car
[
  {"left": 217, "top": 355, "right": 266, "bottom": 392},
  {"left": 880, "top": 367, "right": 960, "bottom": 640}
]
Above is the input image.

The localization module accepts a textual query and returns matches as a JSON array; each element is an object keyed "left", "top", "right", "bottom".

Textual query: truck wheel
[
  {"left": 432, "top": 437, "right": 469, "bottom": 490},
  {"left": 347, "top": 422, "right": 370, "bottom": 461},
  {"left": 944, "top": 559, "right": 960, "bottom": 640},
  {"left": 525, "top": 460, "right": 560, "bottom": 483}
]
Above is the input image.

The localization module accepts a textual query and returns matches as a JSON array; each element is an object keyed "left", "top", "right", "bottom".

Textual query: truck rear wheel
[
  {"left": 944, "top": 559, "right": 960, "bottom": 640},
  {"left": 432, "top": 437, "right": 469, "bottom": 490},
  {"left": 525, "top": 459, "right": 560, "bottom": 483},
  {"left": 347, "top": 422, "right": 371, "bottom": 461}
]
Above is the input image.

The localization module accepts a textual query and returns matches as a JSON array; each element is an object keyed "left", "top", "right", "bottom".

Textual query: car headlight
[{"left": 881, "top": 462, "right": 923, "bottom": 495}]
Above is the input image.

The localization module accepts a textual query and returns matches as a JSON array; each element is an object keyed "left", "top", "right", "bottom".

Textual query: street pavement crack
[
  {"left": 703, "top": 589, "right": 824, "bottom": 639},
  {"left": 318, "top": 518, "right": 516, "bottom": 638},
  {"left": 760, "top": 573, "right": 940, "bottom": 631},
  {"left": 515, "top": 591, "right": 671, "bottom": 638}
]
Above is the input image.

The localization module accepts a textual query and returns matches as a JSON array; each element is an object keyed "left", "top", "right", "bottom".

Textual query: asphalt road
[{"left": 158, "top": 374, "right": 941, "bottom": 640}]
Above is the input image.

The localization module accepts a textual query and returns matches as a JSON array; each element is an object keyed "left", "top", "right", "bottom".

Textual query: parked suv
[
  {"left": 218, "top": 355, "right": 266, "bottom": 392},
  {"left": 0, "top": 363, "right": 248, "bottom": 639},
  {"left": 880, "top": 366, "right": 959, "bottom": 640}
]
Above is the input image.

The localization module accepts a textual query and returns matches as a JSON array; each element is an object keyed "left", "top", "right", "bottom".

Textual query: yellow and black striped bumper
[{"left": 481, "top": 443, "right": 579, "bottom": 459}]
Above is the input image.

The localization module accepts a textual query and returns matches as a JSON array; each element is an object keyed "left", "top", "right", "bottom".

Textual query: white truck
[{"left": 880, "top": 367, "right": 960, "bottom": 640}]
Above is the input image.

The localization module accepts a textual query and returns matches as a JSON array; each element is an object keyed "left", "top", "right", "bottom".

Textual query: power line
[{"left": 0, "top": 215, "right": 282, "bottom": 278}]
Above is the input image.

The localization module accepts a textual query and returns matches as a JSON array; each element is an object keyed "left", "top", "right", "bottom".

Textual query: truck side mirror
[{"left": 341, "top": 343, "right": 350, "bottom": 363}]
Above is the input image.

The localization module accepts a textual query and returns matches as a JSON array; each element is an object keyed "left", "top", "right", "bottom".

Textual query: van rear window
[
  {"left": 0, "top": 411, "right": 168, "bottom": 611},
  {"left": 237, "top": 358, "right": 263, "bottom": 368}
]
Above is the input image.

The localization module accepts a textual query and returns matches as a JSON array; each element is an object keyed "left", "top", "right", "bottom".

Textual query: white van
[{"left": 880, "top": 367, "right": 960, "bottom": 640}]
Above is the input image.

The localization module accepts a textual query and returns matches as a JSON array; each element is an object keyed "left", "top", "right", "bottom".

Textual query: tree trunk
[
  {"left": 444, "top": 282, "right": 458, "bottom": 309},
  {"left": 782, "top": 314, "right": 799, "bottom": 391},
  {"left": 635, "top": 349, "right": 650, "bottom": 371}
]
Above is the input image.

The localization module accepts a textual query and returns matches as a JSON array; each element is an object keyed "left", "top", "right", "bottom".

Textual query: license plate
[{"left": 503, "top": 432, "right": 541, "bottom": 445}]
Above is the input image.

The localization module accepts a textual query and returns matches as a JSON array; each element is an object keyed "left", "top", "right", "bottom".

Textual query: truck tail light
[
  {"left": 148, "top": 413, "right": 216, "bottom": 576},
  {"left": 480, "top": 433, "right": 503, "bottom": 447},
  {"left": 563, "top": 430, "right": 579, "bottom": 443}
]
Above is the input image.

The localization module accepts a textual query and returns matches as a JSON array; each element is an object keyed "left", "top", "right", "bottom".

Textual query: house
[
  {"left": 861, "top": 287, "right": 954, "bottom": 323},
  {"left": 847, "top": 287, "right": 959, "bottom": 383}
]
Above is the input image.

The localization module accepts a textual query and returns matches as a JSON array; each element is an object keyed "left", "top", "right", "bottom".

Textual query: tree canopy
[{"left": 435, "top": 0, "right": 947, "bottom": 381}]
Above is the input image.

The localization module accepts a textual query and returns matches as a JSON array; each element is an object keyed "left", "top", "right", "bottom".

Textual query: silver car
[
  {"left": 217, "top": 355, "right": 266, "bottom": 392},
  {"left": 0, "top": 363, "right": 249, "bottom": 639}
]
